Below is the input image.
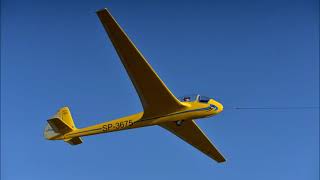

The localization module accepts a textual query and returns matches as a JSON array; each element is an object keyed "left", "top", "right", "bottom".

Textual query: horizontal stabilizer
[
  {"left": 44, "top": 107, "right": 79, "bottom": 142},
  {"left": 47, "top": 117, "right": 73, "bottom": 134},
  {"left": 65, "top": 137, "right": 83, "bottom": 145}
]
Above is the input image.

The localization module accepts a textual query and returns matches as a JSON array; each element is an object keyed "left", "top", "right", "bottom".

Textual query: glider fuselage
[
  {"left": 56, "top": 99, "right": 223, "bottom": 140},
  {"left": 44, "top": 8, "right": 226, "bottom": 163}
]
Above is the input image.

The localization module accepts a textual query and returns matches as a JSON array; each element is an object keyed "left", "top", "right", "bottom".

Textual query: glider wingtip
[
  {"left": 96, "top": 8, "right": 109, "bottom": 14},
  {"left": 215, "top": 156, "right": 226, "bottom": 163}
]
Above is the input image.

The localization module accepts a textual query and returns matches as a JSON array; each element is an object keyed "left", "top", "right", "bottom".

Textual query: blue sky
[{"left": 1, "top": 0, "right": 319, "bottom": 179}]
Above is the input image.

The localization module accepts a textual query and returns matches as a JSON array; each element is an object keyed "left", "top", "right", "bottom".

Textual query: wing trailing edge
[
  {"left": 96, "top": 8, "right": 186, "bottom": 119},
  {"left": 160, "top": 120, "right": 226, "bottom": 163}
]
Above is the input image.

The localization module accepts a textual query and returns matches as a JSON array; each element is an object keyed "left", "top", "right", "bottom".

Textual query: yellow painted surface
[
  {"left": 44, "top": 8, "right": 226, "bottom": 163},
  {"left": 62, "top": 99, "right": 223, "bottom": 139}
]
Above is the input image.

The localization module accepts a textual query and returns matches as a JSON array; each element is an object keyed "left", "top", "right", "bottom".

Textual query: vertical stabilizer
[{"left": 44, "top": 107, "right": 80, "bottom": 143}]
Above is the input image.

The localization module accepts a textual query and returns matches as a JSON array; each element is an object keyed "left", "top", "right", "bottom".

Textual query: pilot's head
[{"left": 183, "top": 97, "right": 191, "bottom": 102}]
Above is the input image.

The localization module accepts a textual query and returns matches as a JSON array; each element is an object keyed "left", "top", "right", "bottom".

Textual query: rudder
[{"left": 55, "top": 107, "right": 76, "bottom": 129}]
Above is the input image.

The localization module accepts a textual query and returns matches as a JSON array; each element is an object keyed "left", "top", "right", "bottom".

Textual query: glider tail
[{"left": 44, "top": 107, "right": 83, "bottom": 145}]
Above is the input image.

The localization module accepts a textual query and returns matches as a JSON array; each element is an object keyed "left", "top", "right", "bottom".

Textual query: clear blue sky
[{"left": 1, "top": 0, "right": 319, "bottom": 179}]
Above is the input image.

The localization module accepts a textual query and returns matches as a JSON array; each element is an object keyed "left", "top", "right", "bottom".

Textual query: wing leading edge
[
  {"left": 160, "top": 120, "right": 226, "bottom": 163},
  {"left": 97, "top": 9, "right": 185, "bottom": 118}
]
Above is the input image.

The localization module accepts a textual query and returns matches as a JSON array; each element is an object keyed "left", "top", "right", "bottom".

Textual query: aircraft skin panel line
[{"left": 44, "top": 8, "right": 226, "bottom": 163}]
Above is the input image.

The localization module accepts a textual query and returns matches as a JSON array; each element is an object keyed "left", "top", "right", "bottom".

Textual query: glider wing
[
  {"left": 160, "top": 120, "right": 226, "bottom": 163},
  {"left": 97, "top": 9, "right": 185, "bottom": 118}
]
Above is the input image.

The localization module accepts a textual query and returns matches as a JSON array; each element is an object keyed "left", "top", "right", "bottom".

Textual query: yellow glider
[{"left": 44, "top": 8, "right": 226, "bottom": 163}]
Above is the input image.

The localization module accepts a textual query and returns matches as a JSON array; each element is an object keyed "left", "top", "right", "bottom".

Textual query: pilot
[{"left": 183, "top": 97, "right": 191, "bottom": 102}]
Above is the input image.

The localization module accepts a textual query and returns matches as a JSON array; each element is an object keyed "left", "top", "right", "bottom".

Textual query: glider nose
[
  {"left": 214, "top": 101, "right": 223, "bottom": 114},
  {"left": 208, "top": 99, "right": 224, "bottom": 114},
  {"left": 215, "top": 101, "right": 224, "bottom": 113}
]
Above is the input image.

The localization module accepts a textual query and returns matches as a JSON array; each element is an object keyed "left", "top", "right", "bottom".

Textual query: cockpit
[{"left": 178, "top": 94, "right": 212, "bottom": 103}]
